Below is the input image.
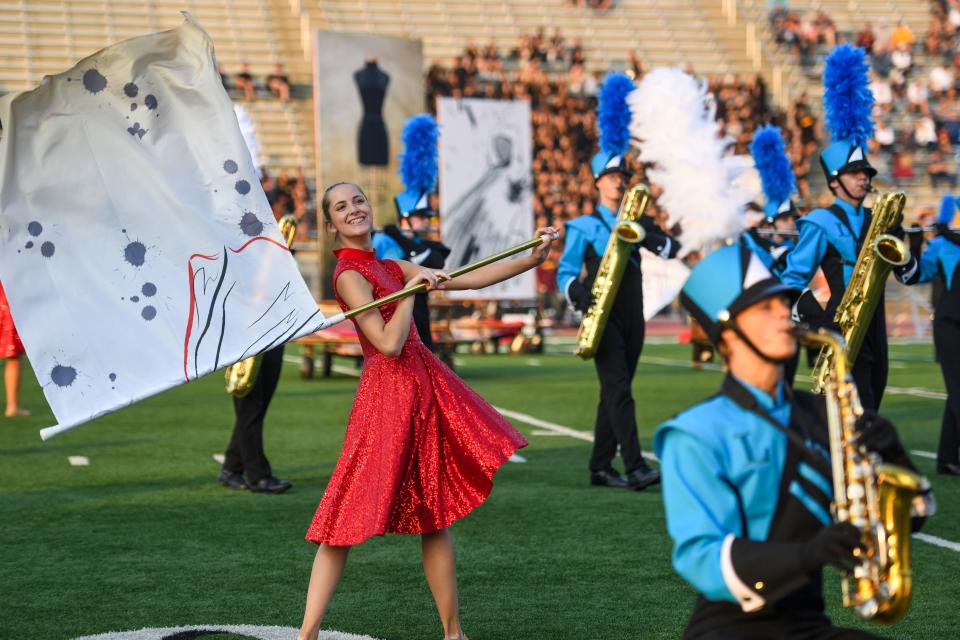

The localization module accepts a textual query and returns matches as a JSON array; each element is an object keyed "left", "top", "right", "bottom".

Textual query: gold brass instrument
[
  {"left": 225, "top": 215, "right": 299, "bottom": 397},
  {"left": 798, "top": 326, "right": 920, "bottom": 623},
  {"left": 574, "top": 185, "right": 648, "bottom": 359},
  {"left": 811, "top": 192, "right": 910, "bottom": 393}
]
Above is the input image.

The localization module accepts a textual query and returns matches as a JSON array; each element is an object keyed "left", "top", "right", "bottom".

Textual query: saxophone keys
[{"left": 856, "top": 598, "right": 880, "bottom": 619}]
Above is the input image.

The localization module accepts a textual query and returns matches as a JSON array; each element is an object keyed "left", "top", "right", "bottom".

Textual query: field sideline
[{"left": 2, "top": 342, "right": 958, "bottom": 639}]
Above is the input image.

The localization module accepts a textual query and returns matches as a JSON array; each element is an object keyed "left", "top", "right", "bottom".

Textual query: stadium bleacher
[{"left": 0, "top": 0, "right": 949, "bottom": 216}]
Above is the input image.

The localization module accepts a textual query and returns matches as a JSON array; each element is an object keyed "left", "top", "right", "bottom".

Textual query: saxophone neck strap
[
  {"left": 827, "top": 204, "right": 872, "bottom": 267},
  {"left": 721, "top": 375, "right": 832, "bottom": 477}
]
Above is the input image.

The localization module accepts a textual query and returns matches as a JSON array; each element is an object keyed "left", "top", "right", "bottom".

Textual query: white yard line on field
[
  {"left": 887, "top": 386, "right": 947, "bottom": 400},
  {"left": 493, "top": 405, "right": 659, "bottom": 463},
  {"left": 913, "top": 533, "right": 960, "bottom": 553}
]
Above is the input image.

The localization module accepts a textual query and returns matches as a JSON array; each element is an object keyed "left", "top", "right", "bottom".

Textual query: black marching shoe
[
  {"left": 590, "top": 469, "right": 629, "bottom": 489},
  {"left": 249, "top": 476, "right": 293, "bottom": 494},
  {"left": 626, "top": 466, "right": 661, "bottom": 491},
  {"left": 937, "top": 462, "right": 960, "bottom": 476},
  {"left": 217, "top": 468, "right": 249, "bottom": 490}
]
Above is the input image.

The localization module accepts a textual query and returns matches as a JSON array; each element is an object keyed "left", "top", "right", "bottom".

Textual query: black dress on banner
[{"left": 354, "top": 60, "right": 390, "bottom": 167}]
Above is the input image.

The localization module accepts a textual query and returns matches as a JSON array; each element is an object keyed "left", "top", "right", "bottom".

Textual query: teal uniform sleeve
[
  {"left": 556, "top": 221, "right": 589, "bottom": 299},
  {"left": 372, "top": 232, "right": 404, "bottom": 261},
  {"left": 898, "top": 238, "right": 942, "bottom": 286},
  {"left": 780, "top": 222, "right": 828, "bottom": 290},
  {"left": 659, "top": 427, "right": 739, "bottom": 604}
]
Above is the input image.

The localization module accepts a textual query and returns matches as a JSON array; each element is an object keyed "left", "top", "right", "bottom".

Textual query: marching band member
[
  {"left": 745, "top": 125, "right": 800, "bottom": 277},
  {"left": 745, "top": 125, "right": 802, "bottom": 385},
  {"left": 780, "top": 45, "right": 912, "bottom": 412},
  {"left": 896, "top": 195, "right": 960, "bottom": 476},
  {"left": 556, "top": 73, "right": 679, "bottom": 491},
  {"left": 656, "top": 243, "right": 928, "bottom": 639},
  {"left": 373, "top": 115, "right": 450, "bottom": 350},
  {"left": 217, "top": 213, "right": 298, "bottom": 495},
  {"left": 299, "top": 182, "right": 557, "bottom": 640}
]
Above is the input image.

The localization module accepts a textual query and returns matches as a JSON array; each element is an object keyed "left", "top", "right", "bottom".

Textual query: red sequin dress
[
  {"left": 306, "top": 248, "right": 527, "bottom": 546},
  {"left": 0, "top": 282, "right": 24, "bottom": 359}
]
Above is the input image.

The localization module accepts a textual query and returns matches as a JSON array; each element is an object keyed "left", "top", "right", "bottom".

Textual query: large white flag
[{"left": 0, "top": 14, "right": 322, "bottom": 439}]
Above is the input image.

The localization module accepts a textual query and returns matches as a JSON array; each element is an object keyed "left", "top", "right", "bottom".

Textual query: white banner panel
[
  {"left": 0, "top": 15, "right": 322, "bottom": 438},
  {"left": 438, "top": 98, "right": 534, "bottom": 300},
  {"left": 640, "top": 249, "right": 690, "bottom": 320}
]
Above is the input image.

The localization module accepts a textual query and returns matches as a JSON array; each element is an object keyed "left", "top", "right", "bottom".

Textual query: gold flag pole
[{"left": 316, "top": 234, "right": 553, "bottom": 329}]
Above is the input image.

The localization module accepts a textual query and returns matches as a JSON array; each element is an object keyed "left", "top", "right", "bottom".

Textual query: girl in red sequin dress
[
  {"left": 0, "top": 281, "right": 28, "bottom": 417},
  {"left": 298, "top": 183, "right": 557, "bottom": 640}
]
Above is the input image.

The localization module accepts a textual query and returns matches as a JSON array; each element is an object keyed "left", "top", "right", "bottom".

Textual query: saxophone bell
[
  {"left": 872, "top": 234, "right": 910, "bottom": 267},
  {"left": 614, "top": 220, "right": 646, "bottom": 244}
]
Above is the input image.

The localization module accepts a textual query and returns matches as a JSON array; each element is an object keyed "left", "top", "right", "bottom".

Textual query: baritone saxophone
[
  {"left": 574, "top": 185, "right": 648, "bottom": 359},
  {"left": 225, "top": 215, "right": 298, "bottom": 397},
  {"left": 811, "top": 192, "right": 910, "bottom": 393},
  {"left": 797, "top": 326, "right": 921, "bottom": 623}
]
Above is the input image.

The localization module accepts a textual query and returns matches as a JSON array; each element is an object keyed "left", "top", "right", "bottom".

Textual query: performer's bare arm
[
  {"left": 335, "top": 269, "right": 441, "bottom": 356},
  {"left": 394, "top": 227, "right": 557, "bottom": 291}
]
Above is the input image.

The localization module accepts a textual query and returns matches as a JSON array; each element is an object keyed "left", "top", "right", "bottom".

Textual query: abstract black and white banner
[{"left": 438, "top": 98, "right": 535, "bottom": 300}]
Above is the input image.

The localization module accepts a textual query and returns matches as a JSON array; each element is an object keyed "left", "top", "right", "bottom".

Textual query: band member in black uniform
[
  {"left": 781, "top": 45, "right": 913, "bottom": 412},
  {"left": 373, "top": 114, "right": 449, "bottom": 349},
  {"left": 556, "top": 73, "right": 680, "bottom": 491},
  {"left": 218, "top": 214, "right": 297, "bottom": 494},
  {"left": 897, "top": 195, "right": 960, "bottom": 476},
  {"left": 373, "top": 211, "right": 449, "bottom": 350},
  {"left": 656, "top": 242, "right": 933, "bottom": 639}
]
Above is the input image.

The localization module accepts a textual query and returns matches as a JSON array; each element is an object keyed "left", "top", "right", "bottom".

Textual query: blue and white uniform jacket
[
  {"left": 741, "top": 230, "right": 794, "bottom": 278},
  {"left": 556, "top": 203, "right": 678, "bottom": 307},
  {"left": 372, "top": 225, "right": 449, "bottom": 270},
  {"left": 654, "top": 376, "right": 836, "bottom": 636},
  {"left": 780, "top": 198, "right": 915, "bottom": 328},
  {"left": 897, "top": 234, "right": 960, "bottom": 322}
]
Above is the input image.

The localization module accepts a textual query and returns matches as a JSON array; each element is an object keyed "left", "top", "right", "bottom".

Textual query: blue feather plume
[
  {"left": 823, "top": 44, "right": 875, "bottom": 145},
  {"left": 750, "top": 126, "right": 795, "bottom": 205},
  {"left": 398, "top": 114, "right": 439, "bottom": 193},
  {"left": 939, "top": 194, "right": 957, "bottom": 226},
  {"left": 597, "top": 72, "right": 634, "bottom": 155}
]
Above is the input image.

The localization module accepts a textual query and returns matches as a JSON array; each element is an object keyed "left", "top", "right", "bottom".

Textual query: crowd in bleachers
[
  {"left": 768, "top": 3, "right": 960, "bottom": 197},
  {"left": 770, "top": 7, "right": 837, "bottom": 68},
  {"left": 221, "top": 62, "right": 292, "bottom": 102}
]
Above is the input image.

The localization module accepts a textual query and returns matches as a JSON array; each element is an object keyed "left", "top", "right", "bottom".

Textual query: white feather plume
[{"left": 628, "top": 68, "right": 751, "bottom": 256}]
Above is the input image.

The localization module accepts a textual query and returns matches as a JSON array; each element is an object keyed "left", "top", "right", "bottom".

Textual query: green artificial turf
[{"left": 1, "top": 342, "right": 957, "bottom": 639}]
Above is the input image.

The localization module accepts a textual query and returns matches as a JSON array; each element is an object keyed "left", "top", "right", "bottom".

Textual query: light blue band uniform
[
  {"left": 740, "top": 230, "right": 793, "bottom": 279},
  {"left": 372, "top": 231, "right": 406, "bottom": 261},
  {"left": 897, "top": 235, "right": 960, "bottom": 319},
  {"left": 780, "top": 197, "right": 917, "bottom": 326},
  {"left": 555, "top": 203, "right": 678, "bottom": 305},
  {"left": 653, "top": 375, "right": 840, "bottom": 636}
]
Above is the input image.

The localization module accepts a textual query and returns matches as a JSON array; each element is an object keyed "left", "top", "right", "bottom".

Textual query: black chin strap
[
  {"left": 834, "top": 174, "right": 870, "bottom": 206},
  {"left": 725, "top": 321, "right": 794, "bottom": 365}
]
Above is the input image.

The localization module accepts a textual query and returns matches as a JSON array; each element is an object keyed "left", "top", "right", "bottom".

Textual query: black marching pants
[
  {"left": 589, "top": 272, "right": 647, "bottom": 474},
  {"left": 850, "top": 313, "right": 888, "bottom": 413},
  {"left": 935, "top": 317, "right": 960, "bottom": 465},
  {"left": 223, "top": 344, "right": 284, "bottom": 483}
]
